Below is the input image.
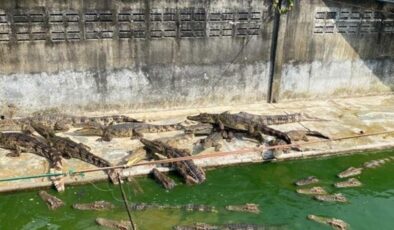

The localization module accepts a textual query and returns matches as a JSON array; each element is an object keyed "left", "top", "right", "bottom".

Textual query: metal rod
[{"left": 118, "top": 176, "right": 137, "bottom": 230}]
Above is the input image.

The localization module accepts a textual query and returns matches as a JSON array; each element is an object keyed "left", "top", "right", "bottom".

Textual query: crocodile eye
[{"left": 0, "top": 115, "right": 4, "bottom": 120}]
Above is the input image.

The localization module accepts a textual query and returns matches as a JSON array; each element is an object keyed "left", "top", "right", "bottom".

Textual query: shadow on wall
[
  {"left": 279, "top": 0, "right": 393, "bottom": 100},
  {"left": 320, "top": 0, "right": 394, "bottom": 91}
]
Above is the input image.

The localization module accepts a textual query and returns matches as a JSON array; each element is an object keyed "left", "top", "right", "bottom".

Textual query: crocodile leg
[
  {"left": 225, "top": 130, "right": 234, "bottom": 142},
  {"left": 5, "top": 145, "right": 23, "bottom": 157},
  {"left": 213, "top": 143, "right": 222, "bottom": 151},
  {"left": 131, "top": 130, "right": 143, "bottom": 139}
]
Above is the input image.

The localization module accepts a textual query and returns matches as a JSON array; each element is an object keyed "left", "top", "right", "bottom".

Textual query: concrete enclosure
[{"left": 0, "top": 0, "right": 393, "bottom": 114}]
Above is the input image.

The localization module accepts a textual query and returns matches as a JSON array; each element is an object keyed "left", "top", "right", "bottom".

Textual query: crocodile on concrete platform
[
  {"left": 296, "top": 186, "right": 327, "bottom": 195},
  {"left": 314, "top": 193, "right": 347, "bottom": 203},
  {"left": 184, "top": 123, "right": 214, "bottom": 136},
  {"left": 337, "top": 167, "right": 363, "bottom": 178},
  {"left": 140, "top": 138, "right": 206, "bottom": 185},
  {"left": 0, "top": 132, "right": 65, "bottom": 190},
  {"left": 31, "top": 122, "right": 120, "bottom": 185},
  {"left": 334, "top": 178, "right": 362, "bottom": 188},
  {"left": 200, "top": 132, "right": 224, "bottom": 151},
  {"left": 285, "top": 130, "right": 330, "bottom": 142},
  {"left": 307, "top": 215, "right": 348, "bottom": 230},
  {"left": 72, "top": 200, "right": 115, "bottom": 211},
  {"left": 0, "top": 132, "right": 63, "bottom": 169},
  {"left": 0, "top": 114, "right": 141, "bottom": 132},
  {"left": 187, "top": 112, "right": 291, "bottom": 144},
  {"left": 225, "top": 203, "right": 260, "bottom": 214},
  {"left": 295, "top": 176, "right": 319, "bottom": 186},
  {"left": 38, "top": 190, "right": 64, "bottom": 210},
  {"left": 96, "top": 217, "right": 132, "bottom": 230},
  {"left": 268, "top": 129, "right": 330, "bottom": 156},
  {"left": 76, "top": 121, "right": 186, "bottom": 141}
]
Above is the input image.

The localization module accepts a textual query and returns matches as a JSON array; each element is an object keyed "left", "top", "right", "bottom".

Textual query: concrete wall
[
  {"left": 0, "top": 0, "right": 393, "bottom": 115},
  {"left": 272, "top": 0, "right": 394, "bottom": 101},
  {"left": 0, "top": 0, "right": 273, "bottom": 114}
]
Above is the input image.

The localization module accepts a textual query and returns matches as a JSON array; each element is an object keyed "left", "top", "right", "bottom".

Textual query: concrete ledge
[{"left": 0, "top": 95, "right": 393, "bottom": 193}]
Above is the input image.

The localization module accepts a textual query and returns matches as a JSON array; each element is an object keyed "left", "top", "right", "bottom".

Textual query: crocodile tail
[
  {"left": 301, "top": 113, "right": 330, "bottom": 122},
  {"left": 119, "top": 115, "right": 142, "bottom": 123},
  {"left": 305, "top": 131, "right": 330, "bottom": 139},
  {"left": 276, "top": 113, "right": 302, "bottom": 124},
  {"left": 157, "top": 122, "right": 186, "bottom": 132},
  {"left": 257, "top": 124, "right": 292, "bottom": 144}
]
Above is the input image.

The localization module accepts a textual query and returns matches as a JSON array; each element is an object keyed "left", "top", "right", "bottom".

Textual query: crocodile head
[
  {"left": 187, "top": 113, "right": 217, "bottom": 123},
  {"left": 139, "top": 138, "right": 166, "bottom": 153},
  {"left": 30, "top": 122, "right": 56, "bottom": 139}
]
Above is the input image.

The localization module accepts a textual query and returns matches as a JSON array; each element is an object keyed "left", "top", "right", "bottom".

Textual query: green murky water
[{"left": 0, "top": 150, "right": 393, "bottom": 230}]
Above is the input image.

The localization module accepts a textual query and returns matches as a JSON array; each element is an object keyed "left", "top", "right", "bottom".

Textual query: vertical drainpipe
[{"left": 267, "top": 0, "right": 282, "bottom": 103}]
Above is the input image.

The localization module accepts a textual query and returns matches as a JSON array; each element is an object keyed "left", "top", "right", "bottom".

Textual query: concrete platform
[{"left": 0, "top": 95, "right": 394, "bottom": 192}]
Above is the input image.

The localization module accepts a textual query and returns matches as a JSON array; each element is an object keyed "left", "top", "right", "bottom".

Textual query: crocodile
[
  {"left": 222, "top": 223, "right": 282, "bottom": 230},
  {"left": 200, "top": 132, "right": 224, "bottom": 151},
  {"left": 314, "top": 193, "right": 347, "bottom": 203},
  {"left": 0, "top": 132, "right": 65, "bottom": 191},
  {"left": 151, "top": 168, "right": 176, "bottom": 190},
  {"left": 72, "top": 200, "right": 115, "bottom": 211},
  {"left": 225, "top": 203, "right": 260, "bottom": 214},
  {"left": 96, "top": 218, "right": 132, "bottom": 230},
  {"left": 307, "top": 215, "right": 348, "bottom": 230},
  {"left": 294, "top": 176, "right": 319, "bottom": 186},
  {"left": 363, "top": 157, "right": 392, "bottom": 169},
  {"left": 296, "top": 186, "right": 327, "bottom": 195},
  {"left": 38, "top": 190, "right": 64, "bottom": 210},
  {"left": 187, "top": 112, "right": 291, "bottom": 144},
  {"left": 30, "top": 122, "right": 119, "bottom": 184},
  {"left": 337, "top": 167, "right": 363, "bottom": 178},
  {"left": 182, "top": 204, "right": 217, "bottom": 213},
  {"left": 174, "top": 223, "right": 283, "bottom": 230},
  {"left": 268, "top": 129, "right": 330, "bottom": 155},
  {"left": 236, "top": 112, "right": 327, "bottom": 125},
  {"left": 128, "top": 203, "right": 217, "bottom": 213},
  {"left": 76, "top": 121, "right": 186, "bottom": 141},
  {"left": 140, "top": 138, "right": 206, "bottom": 185},
  {"left": 173, "top": 223, "right": 219, "bottom": 230},
  {"left": 129, "top": 203, "right": 170, "bottom": 211},
  {"left": 334, "top": 178, "right": 362, "bottom": 188},
  {"left": 0, "top": 114, "right": 141, "bottom": 132},
  {"left": 285, "top": 130, "right": 330, "bottom": 141},
  {"left": 184, "top": 123, "right": 214, "bottom": 135}
]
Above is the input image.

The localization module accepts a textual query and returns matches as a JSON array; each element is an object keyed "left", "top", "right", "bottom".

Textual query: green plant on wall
[{"left": 273, "top": 0, "right": 294, "bottom": 14}]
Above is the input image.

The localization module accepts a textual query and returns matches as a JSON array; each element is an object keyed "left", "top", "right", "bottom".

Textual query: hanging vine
[{"left": 273, "top": 0, "right": 294, "bottom": 14}]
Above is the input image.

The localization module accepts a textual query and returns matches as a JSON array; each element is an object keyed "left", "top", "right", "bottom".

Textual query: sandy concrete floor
[{"left": 0, "top": 95, "right": 393, "bottom": 192}]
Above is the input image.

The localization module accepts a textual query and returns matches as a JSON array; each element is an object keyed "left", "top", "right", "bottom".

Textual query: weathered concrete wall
[
  {"left": 0, "top": 0, "right": 273, "bottom": 114},
  {"left": 0, "top": 0, "right": 393, "bottom": 114},
  {"left": 273, "top": 0, "right": 394, "bottom": 101}
]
